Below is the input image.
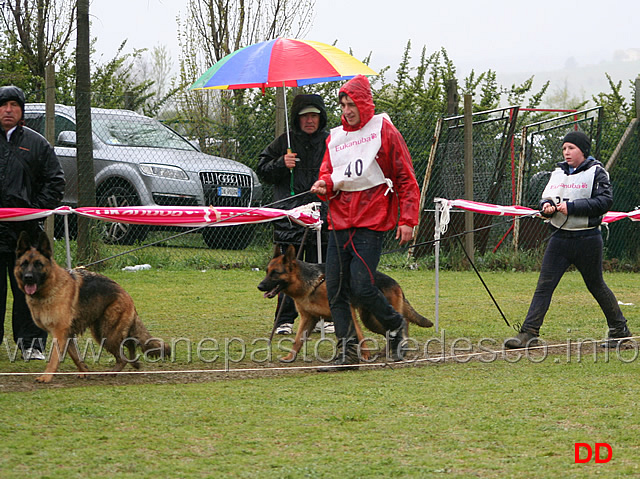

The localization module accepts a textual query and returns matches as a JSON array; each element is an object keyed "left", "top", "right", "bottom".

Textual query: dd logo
[{"left": 574, "top": 443, "right": 612, "bottom": 463}]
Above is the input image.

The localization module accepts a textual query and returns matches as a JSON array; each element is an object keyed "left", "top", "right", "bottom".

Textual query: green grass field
[{"left": 1, "top": 267, "right": 639, "bottom": 478}]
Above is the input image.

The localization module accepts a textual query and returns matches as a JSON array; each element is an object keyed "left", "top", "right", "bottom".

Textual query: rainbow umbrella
[
  {"left": 189, "top": 38, "right": 377, "bottom": 91},
  {"left": 190, "top": 38, "right": 377, "bottom": 195}
]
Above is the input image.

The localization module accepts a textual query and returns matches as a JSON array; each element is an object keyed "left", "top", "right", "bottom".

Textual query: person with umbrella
[
  {"left": 257, "top": 94, "right": 331, "bottom": 335},
  {"left": 311, "top": 75, "right": 420, "bottom": 368}
]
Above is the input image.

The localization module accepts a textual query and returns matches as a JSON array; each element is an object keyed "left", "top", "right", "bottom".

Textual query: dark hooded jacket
[
  {"left": 257, "top": 94, "right": 329, "bottom": 245},
  {"left": 0, "top": 90, "right": 65, "bottom": 252},
  {"left": 316, "top": 75, "right": 420, "bottom": 232}
]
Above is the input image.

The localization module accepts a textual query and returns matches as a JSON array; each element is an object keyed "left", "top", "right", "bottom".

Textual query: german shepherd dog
[
  {"left": 258, "top": 245, "right": 433, "bottom": 361},
  {"left": 14, "top": 231, "right": 171, "bottom": 383}
]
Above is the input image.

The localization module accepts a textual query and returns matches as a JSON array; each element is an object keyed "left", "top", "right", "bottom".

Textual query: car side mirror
[{"left": 57, "top": 130, "right": 77, "bottom": 146}]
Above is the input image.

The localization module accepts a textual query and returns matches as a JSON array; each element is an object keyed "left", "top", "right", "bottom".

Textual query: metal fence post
[
  {"left": 463, "top": 94, "right": 474, "bottom": 261},
  {"left": 44, "top": 64, "right": 56, "bottom": 246}
]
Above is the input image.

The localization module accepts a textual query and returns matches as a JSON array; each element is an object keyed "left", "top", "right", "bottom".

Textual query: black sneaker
[
  {"left": 387, "top": 319, "right": 408, "bottom": 361},
  {"left": 600, "top": 328, "right": 632, "bottom": 349},
  {"left": 504, "top": 331, "right": 539, "bottom": 349}
]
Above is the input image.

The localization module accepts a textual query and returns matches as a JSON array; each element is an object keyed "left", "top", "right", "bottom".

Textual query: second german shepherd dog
[
  {"left": 14, "top": 231, "right": 171, "bottom": 383},
  {"left": 258, "top": 245, "right": 433, "bottom": 361}
]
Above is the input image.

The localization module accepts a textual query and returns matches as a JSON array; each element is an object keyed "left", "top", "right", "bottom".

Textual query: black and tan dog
[
  {"left": 258, "top": 245, "right": 433, "bottom": 361},
  {"left": 14, "top": 231, "right": 170, "bottom": 383}
]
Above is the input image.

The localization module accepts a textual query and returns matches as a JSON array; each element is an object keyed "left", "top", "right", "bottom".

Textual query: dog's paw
[
  {"left": 279, "top": 352, "right": 296, "bottom": 363},
  {"left": 35, "top": 375, "right": 53, "bottom": 383}
]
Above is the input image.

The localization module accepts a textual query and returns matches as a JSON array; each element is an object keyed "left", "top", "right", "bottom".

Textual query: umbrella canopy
[{"left": 189, "top": 38, "right": 377, "bottom": 90}]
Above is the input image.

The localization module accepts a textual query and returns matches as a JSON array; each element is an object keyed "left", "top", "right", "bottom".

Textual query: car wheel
[
  {"left": 96, "top": 183, "right": 148, "bottom": 245},
  {"left": 202, "top": 224, "right": 254, "bottom": 250}
]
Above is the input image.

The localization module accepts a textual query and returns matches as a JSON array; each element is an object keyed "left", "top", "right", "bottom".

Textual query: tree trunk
[{"left": 75, "top": 0, "right": 97, "bottom": 265}]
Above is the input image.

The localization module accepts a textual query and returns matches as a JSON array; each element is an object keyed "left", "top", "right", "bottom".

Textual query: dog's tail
[
  {"left": 402, "top": 298, "right": 433, "bottom": 328},
  {"left": 131, "top": 317, "right": 172, "bottom": 359}
]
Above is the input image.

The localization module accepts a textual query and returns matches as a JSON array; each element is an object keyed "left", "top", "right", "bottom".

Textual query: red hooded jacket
[{"left": 317, "top": 75, "right": 420, "bottom": 232}]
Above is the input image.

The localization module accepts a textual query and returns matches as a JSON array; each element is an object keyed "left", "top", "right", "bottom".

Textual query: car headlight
[
  {"left": 250, "top": 169, "right": 260, "bottom": 185},
  {"left": 139, "top": 163, "right": 189, "bottom": 180}
]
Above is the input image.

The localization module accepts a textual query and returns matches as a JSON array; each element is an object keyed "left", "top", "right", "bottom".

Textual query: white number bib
[
  {"left": 328, "top": 113, "right": 393, "bottom": 193},
  {"left": 541, "top": 165, "right": 596, "bottom": 230}
]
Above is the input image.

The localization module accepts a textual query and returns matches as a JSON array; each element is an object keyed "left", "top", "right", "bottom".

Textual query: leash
[
  {"left": 268, "top": 228, "right": 310, "bottom": 342},
  {"left": 79, "top": 191, "right": 314, "bottom": 269},
  {"left": 320, "top": 196, "right": 540, "bottom": 332},
  {"left": 381, "top": 209, "right": 541, "bottom": 256},
  {"left": 447, "top": 220, "right": 515, "bottom": 330}
]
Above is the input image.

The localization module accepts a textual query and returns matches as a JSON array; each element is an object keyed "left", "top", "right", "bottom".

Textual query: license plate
[{"left": 217, "top": 186, "right": 241, "bottom": 197}]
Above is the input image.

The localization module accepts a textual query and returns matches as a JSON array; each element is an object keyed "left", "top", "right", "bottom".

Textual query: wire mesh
[{"left": 19, "top": 93, "right": 640, "bottom": 268}]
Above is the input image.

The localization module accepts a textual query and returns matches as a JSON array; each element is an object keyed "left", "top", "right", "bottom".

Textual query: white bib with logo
[
  {"left": 328, "top": 113, "right": 393, "bottom": 194},
  {"left": 541, "top": 164, "right": 596, "bottom": 230}
]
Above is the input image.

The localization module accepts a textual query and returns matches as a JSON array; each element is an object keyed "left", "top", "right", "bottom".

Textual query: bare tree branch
[{"left": 1, "top": 0, "right": 76, "bottom": 94}]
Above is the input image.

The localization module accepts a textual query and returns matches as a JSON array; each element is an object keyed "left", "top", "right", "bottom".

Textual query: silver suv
[{"left": 24, "top": 104, "right": 262, "bottom": 249}]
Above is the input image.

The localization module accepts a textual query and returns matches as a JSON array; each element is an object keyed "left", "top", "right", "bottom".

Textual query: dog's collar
[{"left": 311, "top": 275, "right": 325, "bottom": 292}]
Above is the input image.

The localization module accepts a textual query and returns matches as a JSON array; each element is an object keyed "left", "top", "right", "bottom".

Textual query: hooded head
[
  {"left": 291, "top": 94, "right": 327, "bottom": 135},
  {"left": 562, "top": 131, "right": 591, "bottom": 158},
  {"left": 0, "top": 85, "right": 26, "bottom": 117},
  {"left": 338, "top": 75, "right": 375, "bottom": 131}
]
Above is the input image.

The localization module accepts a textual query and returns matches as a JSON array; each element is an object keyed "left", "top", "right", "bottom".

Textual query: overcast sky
[{"left": 90, "top": 0, "right": 639, "bottom": 87}]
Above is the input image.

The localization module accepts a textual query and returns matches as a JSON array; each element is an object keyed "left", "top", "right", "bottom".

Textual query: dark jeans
[
  {"left": 274, "top": 240, "right": 326, "bottom": 326},
  {"left": 521, "top": 229, "right": 629, "bottom": 336},
  {"left": 0, "top": 252, "right": 48, "bottom": 352},
  {"left": 325, "top": 228, "right": 403, "bottom": 340}
]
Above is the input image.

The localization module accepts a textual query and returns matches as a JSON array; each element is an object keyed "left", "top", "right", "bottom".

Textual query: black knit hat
[{"left": 562, "top": 131, "right": 591, "bottom": 157}]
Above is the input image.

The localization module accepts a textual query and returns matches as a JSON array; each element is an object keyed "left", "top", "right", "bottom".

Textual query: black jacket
[
  {"left": 0, "top": 125, "right": 65, "bottom": 252},
  {"left": 257, "top": 94, "right": 329, "bottom": 245}
]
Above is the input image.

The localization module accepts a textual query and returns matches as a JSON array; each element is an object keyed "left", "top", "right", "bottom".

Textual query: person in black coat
[
  {"left": 504, "top": 131, "right": 631, "bottom": 349},
  {"left": 0, "top": 85, "right": 65, "bottom": 360},
  {"left": 257, "top": 94, "right": 329, "bottom": 334}
]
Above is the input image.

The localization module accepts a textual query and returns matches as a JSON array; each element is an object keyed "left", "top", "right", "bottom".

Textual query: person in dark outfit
[
  {"left": 0, "top": 85, "right": 65, "bottom": 360},
  {"left": 257, "top": 94, "right": 330, "bottom": 335},
  {"left": 504, "top": 131, "right": 631, "bottom": 349}
]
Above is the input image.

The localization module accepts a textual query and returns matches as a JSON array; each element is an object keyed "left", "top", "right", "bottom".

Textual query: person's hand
[
  {"left": 556, "top": 202, "right": 568, "bottom": 215},
  {"left": 310, "top": 180, "right": 326, "bottom": 195},
  {"left": 541, "top": 203, "right": 557, "bottom": 216},
  {"left": 284, "top": 152, "right": 298, "bottom": 169},
  {"left": 396, "top": 225, "right": 414, "bottom": 246}
]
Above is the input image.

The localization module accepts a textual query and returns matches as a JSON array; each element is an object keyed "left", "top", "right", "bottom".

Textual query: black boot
[
  {"left": 318, "top": 338, "right": 360, "bottom": 371},
  {"left": 387, "top": 319, "right": 408, "bottom": 361},
  {"left": 601, "top": 327, "right": 632, "bottom": 349},
  {"left": 504, "top": 331, "right": 539, "bottom": 349}
]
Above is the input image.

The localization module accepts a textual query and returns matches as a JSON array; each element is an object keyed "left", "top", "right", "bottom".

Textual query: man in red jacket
[{"left": 311, "top": 75, "right": 420, "bottom": 368}]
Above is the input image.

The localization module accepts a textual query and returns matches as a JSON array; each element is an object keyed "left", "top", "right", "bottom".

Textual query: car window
[
  {"left": 23, "top": 113, "right": 44, "bottom": 135},
  {"left": 24, "top": 113, "right": 76, "bottom": 146},
  {"left": 92, "top": 114, "right": 196, "bottom": 151}
]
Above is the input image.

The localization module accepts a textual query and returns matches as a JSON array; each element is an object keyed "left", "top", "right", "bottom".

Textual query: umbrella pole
[
  {"left": 283, "top": 83, "right": 291, "bottom": 149},
  {"left": 283, "top": 84, "right": 295, "bottom": 196}
]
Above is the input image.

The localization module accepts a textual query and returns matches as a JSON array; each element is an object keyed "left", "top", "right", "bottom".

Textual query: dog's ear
[
  {"left": 272, "top": 244, "right": 283, "bottom": 258},
  {"left": 283, "top": 244, "right": 297, "bottom": 264},
  {"left": 36, "top": 231, "right": 53, "bottom": 259},
  {"left": 15, "top": 231, "right": 32, "bottom": 258}
]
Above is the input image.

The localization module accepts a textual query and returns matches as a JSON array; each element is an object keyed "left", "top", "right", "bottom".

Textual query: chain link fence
[
  {"left": 412, "top": 107, "right": 521, "bottom": 261},
  {"left": 22, "top": 92, "right": 640, "bottom": 269},
  {"left": 411, "top": 106, "right": 640, "bottom": 266}
]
